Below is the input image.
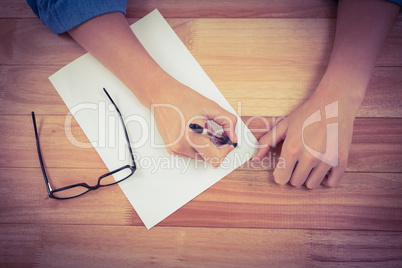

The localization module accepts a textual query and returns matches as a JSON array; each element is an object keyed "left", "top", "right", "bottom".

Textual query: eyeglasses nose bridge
[{"left": 88, "top": 184, "right": 101, "bottom": 191}]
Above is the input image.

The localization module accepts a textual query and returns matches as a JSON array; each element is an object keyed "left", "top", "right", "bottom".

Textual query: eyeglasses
[{"left": 32, "top": 88, "right": 136, "bottom": 199}]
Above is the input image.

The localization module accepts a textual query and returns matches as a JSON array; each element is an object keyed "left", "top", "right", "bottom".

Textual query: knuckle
[
  {"left": 304, "top": 155, "right": 318, "bottom": 166},
  {"left": 283, "top": 144, "right": 299, "bottom": 159},
  {"left": 258, "top": 134, "right": 270, "bottom": 146}
]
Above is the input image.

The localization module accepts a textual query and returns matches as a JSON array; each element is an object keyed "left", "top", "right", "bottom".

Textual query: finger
[
  {"left": 289, "top": 157, "right": 317, "bottom": 187},
  {"left": 207, "top": 106, "right": 238, "bottom": 144},
  {"left": 323, "top": 163, "right": 346, "bottom": 188},
  {"left": 187, "top": 118, "right": 235, "bottom": 167},
  {"left": 189, "top": 131, "right": 234, "bottom": 168},
  {"left": 273, "top": 159, "right": 297, "bottom": 186},
  {"left": 272, "top": 115, "right": 287, "bottom": 127},
  {"left": 253, "top": 120, "right": 288, "bottom": 160},
  {"left": 305, "top": 163, "right": 332, "bottom": 189},
  {"left": 273, "top": 150, "right": 298, "bottom": 185},
  {"left": 205, "top": 120, "right": 213, "bottom": 131},
  {"left": 204, "top": 121, "right": 226, "bottom": 148}
]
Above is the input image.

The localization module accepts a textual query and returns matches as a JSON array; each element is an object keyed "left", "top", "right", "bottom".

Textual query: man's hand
[
  {"left": 253, "top": 0, "right": 399, "bottom": 188},
  {"left": 150, "top": 75, "right": 238, "bottom": 168},
  {"left": 253, "top": 91, "right": 355, "bottom": 189}
]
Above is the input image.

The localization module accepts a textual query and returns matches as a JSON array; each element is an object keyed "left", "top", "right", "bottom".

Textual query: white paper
[{"left": 49, "top": 9, "right": 258, "bottom": 229}]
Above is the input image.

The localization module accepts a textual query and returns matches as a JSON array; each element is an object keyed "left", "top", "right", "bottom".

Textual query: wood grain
[
  {"left": 1, "top": 65, "right": 401, "bottom": 117},
  {"left": 1, "top": 18, "right": 402, "bottom": 67},
  {"left": 1, "top": 115, "right": 401, "bottom": 172},
  {"left": 1, "top": 224, "right": 401, "bottom": 267},
  {"left": 310, "top": 230, "right": 402, "bottom": 266},
  {"left": 0, "top": 224, "right": 310, "bottom": 267},
  {"left": 2, "top": 0, "right": 338, "bottom": 19},
  {"left": 1, "top": 167, "right": 401, "bottom": 230},
  {"left": 1, "top": 0, "right": 402, "bottom": 266},
  {"left": 125, "top": 0, "right": 339, "bottom": 19}
]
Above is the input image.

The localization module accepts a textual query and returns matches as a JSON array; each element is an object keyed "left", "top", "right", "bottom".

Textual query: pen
[{"left": 189, "top": 123, "right": 237, "bottom": 148}]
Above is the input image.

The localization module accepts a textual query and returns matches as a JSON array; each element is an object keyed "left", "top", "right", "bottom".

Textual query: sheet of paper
[{"left": 49, "top": 9, "right": 258, "bottom": 229}]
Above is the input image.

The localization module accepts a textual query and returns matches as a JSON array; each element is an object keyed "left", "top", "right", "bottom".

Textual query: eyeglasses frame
[{"left": 31, "top": 88, "right": 136, "bottom": 199}]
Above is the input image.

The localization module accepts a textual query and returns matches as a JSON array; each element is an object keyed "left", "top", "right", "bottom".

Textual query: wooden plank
[
  {"left": 216, "top": 66, "right": 402, "bottom": 117},
  {"left": 190, "top": 18, "right": 402, "bottom": 67},
  {"left": 125, "top": 0, "right": 338, "bottom": 19},
  {"left": 1, "top": 18, "right": 401, "bottom": 67},
  {"left": 0, "top": 224, "right": 43, "bottom": 267},
  {"left": 1, "top": 115, "right": 401, "bottom": 172},
  {"left": 0, "top": 65, "right": 69, "bottom": 115},
  {"left": 0, "top": 168, "right": 133, "bottom": 226},
  {"left": 1, "top": 224, "right": 402, "bottom": 267},
  {"left": 5, "top": 0, "right": 402, "bottom": 20},
  {"left": 0, "top": 224, "right": 311, "bottom": 267},
  {"left": 1, "top": 65, "right": 401, "bottom": 117},
  {"left": 0, "top": 0, "right": 35, "bottom": 18},
  {"left": 1, "top": 63, "right": 183, "bottom": 115},
  {"left": 2, "top": 2, "right": 401, "bottom": 267},
  {"left": 1, "top": 167, "right": 402, "bottom": 231},
  {"left": 310, "top": 230, "right": 402, "bottom": 266},
  {"left": 153, "top": 171, "right": 402, "bottom": 230},
  {"left": 0, "top": 19, "right": 86, "bottom": 65},
  {"left": 0, "top": 115, "right": 101, "bottom": 169},
  {"left": 1, "top": 0, "right": 338, "bottom": 19}
]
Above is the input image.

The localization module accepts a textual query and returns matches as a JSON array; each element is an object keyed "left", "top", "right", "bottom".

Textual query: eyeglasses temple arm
[
  {"left": 31, "top": 112, "right": 52, "bottom": 196},
  {"left": 102, "top": 88, "right": 136, "bottom": 168}
]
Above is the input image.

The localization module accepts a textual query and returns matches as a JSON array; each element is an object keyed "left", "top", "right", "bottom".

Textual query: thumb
[
  {"left": 253, "top": 119, "right": 288, "bottom": 160},
  {"left": 207, "top": 106, "right": 238, "bottom": 144}
]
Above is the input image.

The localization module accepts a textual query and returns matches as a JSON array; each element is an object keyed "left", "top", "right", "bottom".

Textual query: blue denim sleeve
[
  {"left": 26, "top": 0, "right": 127, "bottom": 34},
  {"left": 389, "top": 0, "right": 402, "bottom": 5}
]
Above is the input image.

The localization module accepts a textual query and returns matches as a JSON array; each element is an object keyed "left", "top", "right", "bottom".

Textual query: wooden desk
[{"left": 1, "top": 0, "right": 402, "bottom": 266}]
